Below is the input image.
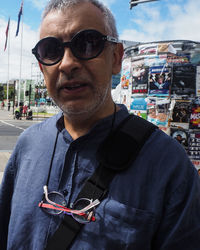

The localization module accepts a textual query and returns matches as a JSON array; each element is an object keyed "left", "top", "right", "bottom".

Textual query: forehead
[{"left": 40, "top": 2, "right": 106, "bottom": 39}]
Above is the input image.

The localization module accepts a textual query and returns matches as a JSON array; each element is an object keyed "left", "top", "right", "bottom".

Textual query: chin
[
  {"left": 53, "top": 91, "right": 108, "bottom": 118},
  {"left": 57, "top": 101, "right": 99, "bottom": 117}
]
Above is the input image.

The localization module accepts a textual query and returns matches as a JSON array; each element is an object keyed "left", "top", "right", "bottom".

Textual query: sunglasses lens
[
  {"left": 42, "top": 191, "right": 66, "bottom": 215},
  {"left": 73, "top": 30, "right": 104, "bottom": 59},
  {"left": 33, "top": 30, "right": 107, "bottom": 65},
  {"left": 36, "top": 37, "right": 63, "bottom": 65},
  {"left": 72, "top": 198, "right": 94, "bottom": 223}
]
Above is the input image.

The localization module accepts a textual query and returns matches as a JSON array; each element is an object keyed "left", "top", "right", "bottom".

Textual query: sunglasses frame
[
  {"left": 32, "top": 29, "right": 118, "bottom": 66},
  {"left": 39, "top": 185, "right": 99, "bottom": 223}
]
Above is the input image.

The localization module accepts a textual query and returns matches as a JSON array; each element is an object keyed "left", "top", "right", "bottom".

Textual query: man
[
  {"left": 8, "top": 101, "right": 11, "bottom": 111},
  {"left": 0, "top": 0, "right": 200, "bottom": 249}
]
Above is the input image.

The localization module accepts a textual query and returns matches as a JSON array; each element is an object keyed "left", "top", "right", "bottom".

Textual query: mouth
[
  {"left": 62, "top": 83, "right": 87, "bottom": 91},
  {"left": 58, "top": 81, "right": 90, "bottom": 96}
]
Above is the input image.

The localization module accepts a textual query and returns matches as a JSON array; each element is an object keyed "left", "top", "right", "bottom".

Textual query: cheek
[
  {"left": 43, "top": 68, "right": 58, "bottom": 91},
  {"left": 88, "top": 58, "right": 113, "bottom": 85}
]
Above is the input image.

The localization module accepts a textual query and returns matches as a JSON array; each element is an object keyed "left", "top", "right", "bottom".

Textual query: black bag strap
[{"left": 45, "top": 115, "right": 157, "bottom": 250}]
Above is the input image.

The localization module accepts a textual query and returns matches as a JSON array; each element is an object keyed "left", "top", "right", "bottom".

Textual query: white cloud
[
  {"left": 101, "top": 0, "right": 116, "bottom": 6},
  {"left": 29, "top": 0, "right": 116, "bottom": 10},
  {"left": 0, "top": 18, "right": 39, "bottom": 82},
  {"left": 28, "top": 0, "right": 48, "bottom": 10},
  {"left": 120, "top": 0, "right": 200, "bottom": 43}
]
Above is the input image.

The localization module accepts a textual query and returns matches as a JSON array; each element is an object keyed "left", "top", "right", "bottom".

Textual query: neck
[{"left": 63, "top": 102, "right": 118, "bottom": 140}]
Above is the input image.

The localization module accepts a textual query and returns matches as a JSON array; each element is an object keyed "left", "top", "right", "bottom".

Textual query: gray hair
[{"left": 42, "top": 0, "right": 118, "bottom": 38}]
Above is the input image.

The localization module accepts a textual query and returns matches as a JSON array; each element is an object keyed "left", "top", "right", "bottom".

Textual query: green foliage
[{"left": 0, "top": 84, "right": 15, "bottom": 101}]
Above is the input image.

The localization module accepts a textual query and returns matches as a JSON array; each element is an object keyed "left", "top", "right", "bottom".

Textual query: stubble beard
[{"left": 51, "top": 83, "right": 111, "bottom": 120}]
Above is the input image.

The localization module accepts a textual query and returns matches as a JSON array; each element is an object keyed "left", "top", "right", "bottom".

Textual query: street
[{"left": 0, "top": 109, "right": 46, "bottom": 183}]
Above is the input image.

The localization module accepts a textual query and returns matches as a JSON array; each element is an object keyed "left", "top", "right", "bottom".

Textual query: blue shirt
[{"left": 0, "top": 105, "right": 200, "bottom": 250}]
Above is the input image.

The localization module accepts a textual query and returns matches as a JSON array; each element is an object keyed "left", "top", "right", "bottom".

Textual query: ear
[
  {"left": 38, "top": 62, "right": 43, "bottom": 73},
  {"left": 112, "top": 43, "right": 124, "bottom": 75}
]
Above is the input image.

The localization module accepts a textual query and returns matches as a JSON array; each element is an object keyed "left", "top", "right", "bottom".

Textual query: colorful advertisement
[
  {"left": 120, "top": 58, "right": 131, "bottom": 90},
  {"left": 130, "top": 97, "right": 147, "bottom": 119},
  {"left": 131, "top": 59, "right": 148, "bottom": 95},
  {"left": 171, "top": 65, "right": 196, "bottom": 96},
  {"left": 196, "top": 66, "right": 200, "bottom": 96},
  {"left": 188, "top": 131, "right": 200, "bottom": 161},
  {"left": 170, "top": 127, "right": 189, "bottom": 152},
  {"left": 167, "top": 54, "right": 189, "bottom": 64},
  {"left": 148, "top": 66, "right": 171, "bottom": 96},
  {"left": 189, "top": 97, "right": 200, "bottom": 129},
  {"left": 138, "top": 44, "right": 157, "bottom": 55},
  {"left": 147, "top": 97, "right": 170, "bottom": 133},
  {"left": 170, "top": 99, "right": 191, "bottom": 124},
  {"left": 144, "top": 55, "right": 167, "bottom": 67}
]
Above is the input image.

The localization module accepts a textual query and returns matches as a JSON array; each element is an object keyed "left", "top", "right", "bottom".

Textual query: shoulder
[
  {"left": 7, "top": 113, "right": 63, "bottom": 171},
  {"left": 13, "top": 112, "right": 62, "bottom": 153},
  {"left": 20, "top": 112, "right": 61, "bottom": 139},
  {"left": 147, "top": 128, "right": 187, "bottom": 159},
  {"left": 142, "top": 128, "right": 191, "bottom": 171}
]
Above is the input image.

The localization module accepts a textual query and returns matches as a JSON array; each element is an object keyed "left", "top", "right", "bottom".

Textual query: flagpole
[
  {"left": 18, "top": 2, "right": 23, "bottom": 108},
  {"left": 7, "top": 19, "right": 10, "bottom": 107}
]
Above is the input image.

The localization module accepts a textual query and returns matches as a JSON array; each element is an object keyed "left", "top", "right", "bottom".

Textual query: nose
[{"left": 58, "top": 47, "right": 82, "bottom": 74}]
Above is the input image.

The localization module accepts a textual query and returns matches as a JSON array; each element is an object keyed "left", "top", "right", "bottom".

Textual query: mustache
[
  {"left": 56, "top": 72, "right": 91, "bottom": 88},
  {"left": 57, "top": 72, "right": 76, "bottom": 84}
]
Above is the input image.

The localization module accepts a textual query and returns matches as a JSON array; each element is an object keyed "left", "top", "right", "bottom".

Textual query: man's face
[
  {"left": 39, "top": 2, "right": 123, "bottom": 118},
  {"left": 158, "top": 76, "right": 164, "bottom": 84}
]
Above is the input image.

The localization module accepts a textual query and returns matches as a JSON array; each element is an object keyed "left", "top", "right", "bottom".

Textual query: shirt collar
[{"left": 55, "top": 104, "right": 129, "bottom": 139}]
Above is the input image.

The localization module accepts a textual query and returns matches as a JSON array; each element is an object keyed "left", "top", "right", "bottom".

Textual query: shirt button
[{"left": 63, "top": 189, "right": 68, "bottom": 196}]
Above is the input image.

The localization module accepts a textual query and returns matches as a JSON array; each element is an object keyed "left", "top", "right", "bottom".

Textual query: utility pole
[
  {"left": 130, "top": 0, "right": 159, "bottom": 9},
  {"left": 28, "top": 84, "right": 32, "bottom": 108}
]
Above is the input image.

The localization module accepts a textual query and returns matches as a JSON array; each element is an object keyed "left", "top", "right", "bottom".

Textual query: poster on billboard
[
  {"left": 148, "top": 65, "right": 171, "bottom": 96},
  {"left": 170, "top": 99, "right": 191, "bottom": 125},
  {"left": 189, "top": 97, "right": 200, "bottom": 129},
  {"left": 131, "top": 58, "right": 148, "bottom": 95},
  {"left": 130, "top": 97, "right": 147, "bottom": 119},
  {"left": 188, "top": 131, "right": 200, "bottom": 161},
  {"left": 171, "top": 65, "right": 196, "bottom": 96},
  {"left": 170, "top": 127, "right": 189, "bottom": 152},
  {"left": 120, "top": 57, "right": 131, "bottom": 90},
  {"left": 147, "top": 97, "right": 170, "bottom": 133},
  {"left": 196, "top": 66, "right": 200, "bottom": 96}
]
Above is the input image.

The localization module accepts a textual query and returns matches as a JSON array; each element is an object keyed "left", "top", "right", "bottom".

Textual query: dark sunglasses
[{"left": 32, "top": 29, "right": 118, "bottom": 66}]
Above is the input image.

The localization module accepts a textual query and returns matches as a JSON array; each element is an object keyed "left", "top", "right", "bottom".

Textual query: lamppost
[{"left": 130, "top": 0, "right": 159, "bottom": 9}]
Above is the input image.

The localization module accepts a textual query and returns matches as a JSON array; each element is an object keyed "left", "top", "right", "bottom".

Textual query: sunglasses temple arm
[
  {"left": 38, "top": 202, "right": 96, "bottom": 221},
  {"left": 38, "top": 202, "right": 70, "bottom": 212},
  {"left": 79, "top": 199, "right": 100, "bottom": 213},
  {"left": 106, "top": 36, "right": 119, "bottom": 43},
  {"left": 43, "top": 185, "right": 59, "bottom": 207}
]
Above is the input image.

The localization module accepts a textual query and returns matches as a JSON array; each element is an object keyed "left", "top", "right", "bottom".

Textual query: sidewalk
[
  {"left": 0, "top": 151, "right": 11, "bottom": 183},
  {"left": 0, "top": 108, "right": 14, "bottom": 120}
]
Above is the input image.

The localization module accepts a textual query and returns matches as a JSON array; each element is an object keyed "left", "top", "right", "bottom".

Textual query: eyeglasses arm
[{"left": 105, "top": 35, "right": 119, "bottom": 43}]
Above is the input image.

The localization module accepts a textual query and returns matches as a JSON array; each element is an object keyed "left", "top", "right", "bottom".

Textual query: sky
[{"left": 0, "top": 0, "right": 200, "bottom": 82}]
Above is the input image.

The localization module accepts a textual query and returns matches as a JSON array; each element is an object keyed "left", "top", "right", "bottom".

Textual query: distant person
[
  {"left": 1, "top": 101, "right": 5, "bottom": 110},
  {"left": 0, "top": 0, "right": 200, "bottom": 249},
  {"left": 175, "top": 133, "right": 188, "bottom": 147},
  {"left": 19, "top": 104, "right": 23, "bottom": 116},
  {"left": 22, "top": 105, "right": 28, "bottom": 117},
  {"left": 8, "top": 101, "right": 11, "bottom": 111},
  {"left": 151, "top": 75, "right": 170, "bottom": 90},
  {"left": 14, "top": 106, "right": 21, "bottom": 120}
]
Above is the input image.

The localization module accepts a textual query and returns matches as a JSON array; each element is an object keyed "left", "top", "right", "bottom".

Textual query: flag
[
  {"left": 4, "top": 17, "right": 10, "bottom": 51},
  {"left": 15, "top": 0, "right": 23, "bottom": 37}
]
